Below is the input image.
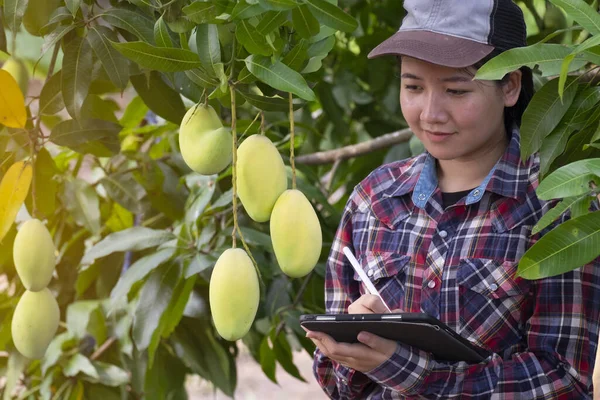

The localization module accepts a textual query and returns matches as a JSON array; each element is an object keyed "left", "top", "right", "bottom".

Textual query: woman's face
[{"left": 399, "top": 57, "right": 520, "bottom": 162}]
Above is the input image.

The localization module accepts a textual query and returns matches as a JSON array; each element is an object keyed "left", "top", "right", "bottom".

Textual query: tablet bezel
[{"left": 300, "top": 313, "right": 491, "bottom": 363}]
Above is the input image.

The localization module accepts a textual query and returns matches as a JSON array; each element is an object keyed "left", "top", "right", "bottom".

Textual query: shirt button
[
  {"left": 427, "top": 280, "right": 436, "bottom": 289},
  {"left": 418, "top": 193, "right": 426, "bottom": 201},
  {"left": 489, "top": 283, "right": 498, "bottom": 291},
  {"left": 439, "top": 230, "right": 448, "bottom": 238},
  {"left": 472, "top": 189, "right": 481, "bottom": 197},
  {"left": 367, "top": 269, "right": 374, "bottom": 277}
]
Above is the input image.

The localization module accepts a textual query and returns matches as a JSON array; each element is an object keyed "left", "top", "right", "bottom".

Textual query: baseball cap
[{"left": 367, "top": 0, "right": 527, "bottom": 68}]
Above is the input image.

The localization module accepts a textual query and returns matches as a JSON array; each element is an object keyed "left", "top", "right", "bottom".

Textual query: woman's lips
[{"left": 424, "top": 130, "right": 455, "bottom": 142}]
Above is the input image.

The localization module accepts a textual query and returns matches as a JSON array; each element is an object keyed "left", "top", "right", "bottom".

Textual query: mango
[
  {"left": 270, "top": 189, "right": 322, "bottom": 278},
  {"left": 237, "top": 135, "right": 287, "bottom": 222},
  {"left": 12, "top": 288, "right": 60, "bottom": 359},
  {"left": 179, "top": 104, "right": 232, "bottom": 175},
  {"left": 13, "top": 219, "right": 56, "bottom": 292},
  {"left": 2, "top": 58, "right": 29, "bottom": 96},
  {"left": 209, "top": 248, "right": 259, "bottom": 341},
  {"left": 23, "top": 0, "right": 61, "bottom": 36}
]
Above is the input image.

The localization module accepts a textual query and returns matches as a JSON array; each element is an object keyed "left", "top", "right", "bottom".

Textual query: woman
[{"left": 305, "top": 0, "right": 600, "bottom": 398}]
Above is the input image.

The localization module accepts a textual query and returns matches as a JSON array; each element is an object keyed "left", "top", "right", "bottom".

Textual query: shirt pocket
[
  {"left": 457, "top": 258, "right": 532, "bottom": 353},
  {"left": 354, "top": 252, "right": 412, "bottom": 312}
]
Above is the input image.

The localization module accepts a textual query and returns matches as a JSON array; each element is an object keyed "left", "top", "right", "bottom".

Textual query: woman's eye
[
  {"left": 447, "top": 89, "right": 468, "bottom": 95},
  {"left": 404, "top": 85, "right": 420, "bottom": 91}
]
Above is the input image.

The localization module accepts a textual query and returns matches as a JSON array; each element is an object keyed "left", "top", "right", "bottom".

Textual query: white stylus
[{"left": 342, "top": 246, "right": 393, "bottom": 313}]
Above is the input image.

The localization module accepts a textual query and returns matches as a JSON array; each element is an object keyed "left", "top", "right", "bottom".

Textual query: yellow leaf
[
  {"left": 0, "top": 70, "right": 27, "bottom": 129},
  {"left": 0, "top": 161, "right": 33, "bottom": 243}
]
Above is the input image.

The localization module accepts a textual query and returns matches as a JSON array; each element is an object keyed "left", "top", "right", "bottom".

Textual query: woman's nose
[{"left": 420, "top": 93, "right": 448, "bottom": 125}]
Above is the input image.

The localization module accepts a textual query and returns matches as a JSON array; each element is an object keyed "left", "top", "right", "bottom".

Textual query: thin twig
[
  {"left": 90, "top": 336, "right": 117, "bottom": 361},
  {"left": 295, "top": 128, "right": 413, "bottom": 165}
]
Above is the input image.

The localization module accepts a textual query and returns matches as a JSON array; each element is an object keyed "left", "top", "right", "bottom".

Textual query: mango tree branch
[{"left": 294, "top": 128, "right": 413, "bottom": 165}]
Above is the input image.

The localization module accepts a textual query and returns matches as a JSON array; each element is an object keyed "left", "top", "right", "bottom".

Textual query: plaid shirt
[{"left": 312, "top": 128, "right": 600, "bottom": 399}]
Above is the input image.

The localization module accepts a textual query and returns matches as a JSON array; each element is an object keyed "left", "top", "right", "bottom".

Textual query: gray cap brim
[{"left": 367, "top": 30, "right": 494, "bottom": 68}]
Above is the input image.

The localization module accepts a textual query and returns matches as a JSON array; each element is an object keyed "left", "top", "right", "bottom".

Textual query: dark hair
[{"left": 396, "top": 51, "right": 535, "bottom": 133}]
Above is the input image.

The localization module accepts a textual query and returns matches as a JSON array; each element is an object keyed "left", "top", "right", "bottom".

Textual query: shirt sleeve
[
  {"left": 362, "top": 257, "right": 600, "bottom": 399},
  {"left": 311, "top": 190, "right": 377, "bottom": 399}
]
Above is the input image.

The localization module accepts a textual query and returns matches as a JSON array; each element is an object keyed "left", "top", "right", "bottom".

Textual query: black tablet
[{"left": 300, "top": 312, "right": 491, "bottom": 363}]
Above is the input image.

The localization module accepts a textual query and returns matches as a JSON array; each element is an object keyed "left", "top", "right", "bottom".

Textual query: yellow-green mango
[
  {"left": 271, "top": 189, "right": 322, "bottom": 278},
  {"left": 13, "top": 219, "right": 56, "bottom": 292},
  {"left": 209, "top": 248, "right": 259, "bottom": 341},
  {"left": 12, "top": 288, "right": 60, "bottom": 359},
  {"left": 179, "top": 104, "right": 232, "bottom": 175},
  {"left": 2, "top": 58, "right": 29, "bottom": 96},
  {"left": 23, "top": 0, "right": 61, "bottom": 36},
  {"left": 237, "top": 135, "right": 287, "bottom": 222}
]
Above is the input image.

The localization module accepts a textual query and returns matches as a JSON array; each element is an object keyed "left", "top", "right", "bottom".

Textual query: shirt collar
[{"left": 381, "top": 126, "right": 532, "bottom": 207}]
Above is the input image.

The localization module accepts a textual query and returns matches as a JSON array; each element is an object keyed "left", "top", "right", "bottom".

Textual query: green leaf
[
  {"left": 245, "top": 55, "right": 315, "bottom": 101},
  {"left": 182, "top": 1, "right": 221, "bottom": 24},
  {"left": 536, "top": 158, "right": 600, "bottom": 199},
  {"left": 50, "top": 118, "right": 122, "bottom": 156},
  {"left": 25, "top": 147, "right": 58, "bottom": 219},
  {"left": 120, "top": 96, "right": 149, "bottom": 128},
  {"left": 66, "top": 300, "right": 102, "bottom": 339},
  {"left": 62, "top": 36, "right": 94, "bottom": 120},
  {"left": 87, "top": 362, "right": 129, "bottom": 387},
  {"left": 148, "top": 274, "right": 197, "bottom": 367},
  {"left": 133, "top": 261, "right": 180, "bottom": 351},
  {"left": 41, "top": 332, "right": 76, "bottom": 376},
  {"left": 62, "top": 178, "right": 101, "bottom": 236},
  {"left": 256, "top": 10, "right": 288, "bottom": 35},
  {"left": 231, "top": 0, "right": 266, "bottom": 20},
  {"left": 87, "top": 26, "right": 129, "bottom": 90},
  {"left": 65, "top": 0, "right": 80, "bottom": 16},
  {"left": 100, "top": 172, "right": 148, "bottom": 214},
  {"left": 111, "top": 40, "right": 202, "bottom": 72},
  {"left": 100, "top": 8, "right": 155, "bottom": 43},
  {"left": 185, "top": 252, "right": 215, "bottom": 277},
  {"left": 64, "top": 354, "right": 99, "bottom": 378},
  {"left": 130, "top": 72, "right": 186, "bottom": 124},
  {"left": 82, "top": 227, "right": 176, "bottom": 265},
  {"left": 185, "top": 68, "right": 219, "bottom": 88},
  {"left": 238, "top": 90, "right": 304, "bottom": 111},
  {"left": 259, "top": 336, "right": 277, "bottom": 383},
  {"left": 154, "top": 15, "right": 173, "bottom": 47},
  {"left": 82, "top": 95, "right": 119, "bottom": 123},
  {"left": 110, "top": 247, "right": 175, "bottom": 309},
  {"left": 475, "top": 44, "right": 584, "bottom": 80},
  {"left": 144, "top": 345, "right": 188, "bottom": 400},
  {"left": 259, "top": 0, "right": 299, "bottom": 11},
  {"left": 3, "top": 0, "right": 27, "bottom": 32},
  {"left": 518, "top": 210, "right": 600, "bottom": 279},
  {"left": 86, "top": 386, "right": 121, "bottom": 400},
  {"left": 520, "top": 77, "right": 578, "bottom": 160},
  {"left": 549, "top": 0, "right": 600, "bottom": 36},
  {"left": 3, "top": 352, "right": 28, "bottom": 400},
  {"left": 305, "top": 0, "right": 357, "bottom": 33},
  {"left": 196, "top": 24, "right": 221, "bottom": 76},
  {"left": 236, "top": 20, "right": 272, "bottom": 56},
  {"left": 39, "top": 70, "right": 65, "bottom": 115},
  {"left": 292, "top": 5, "right": 320, "bottom": 39},
  {"left": 271, "top": 330, "right": 306, "bottom": 382},
  {"left": 282, "top": 40, "right": 309, "bottom": 71},
  {"left": 170, "top": 319, "right": 236, "bottom": 396},
  {"left": 41, "top": 23, "right": 74, "bottom": 54},
  {"left": 184, "top": 174, "right": 217, "bottom": 224}
]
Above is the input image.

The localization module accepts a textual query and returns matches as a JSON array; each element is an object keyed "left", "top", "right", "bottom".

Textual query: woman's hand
[
  {"left": 348, "top": 294, "right": 390, "bottom": 314},
  {"left": 305, "top": 294, "right": 398, "bottom": 373},
  {"left": 305, "top": 329, "right": 398, "bottom": 373}
]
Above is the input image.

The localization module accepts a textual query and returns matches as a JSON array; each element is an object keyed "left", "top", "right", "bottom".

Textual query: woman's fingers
[{"left": 348, "top": 294, "right": 389, "bottom": 314}]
